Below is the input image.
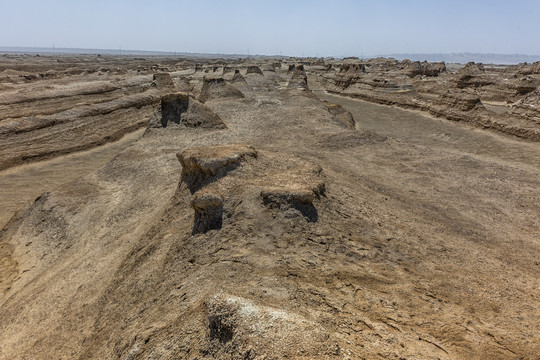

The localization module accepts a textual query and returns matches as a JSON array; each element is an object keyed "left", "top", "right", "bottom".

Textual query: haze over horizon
[{"left": 2, "top": 0, "right": 539, "bottom": 58}]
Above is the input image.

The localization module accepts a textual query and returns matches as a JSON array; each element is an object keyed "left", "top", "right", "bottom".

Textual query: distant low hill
[
  {"left": 2, "top": 47, "right": 539, "bottom": 65},
  {"left": 384, "top": 53, "right": 540, "bottom": 65},
  {"left": 0, "top": 46, "right": 286, "bottom": 60}
]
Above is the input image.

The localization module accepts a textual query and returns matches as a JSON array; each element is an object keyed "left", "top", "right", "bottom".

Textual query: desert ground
[{"left": 0, "top": 54, "right": 539, "bottom": 359}]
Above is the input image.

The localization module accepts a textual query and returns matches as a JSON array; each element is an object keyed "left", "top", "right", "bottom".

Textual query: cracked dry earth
[{"left": 0, "top": 63, "right": 539, "bottom": 359}]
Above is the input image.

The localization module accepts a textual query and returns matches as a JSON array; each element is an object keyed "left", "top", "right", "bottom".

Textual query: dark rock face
[
  {"left": 158, "top": 92, "right": 225, "bottom": 129},
  {"left": 288, "top": 65, "right": 309, "bottom": 89},
  {"left": 191, "top": 191, "right": 224, "bottom": 234},
  {"left": 245, "top": 66, "right": 264, "bottom": 75},
  {"left": 260, "top": 188, "right": 319, "bottom": 222},
  {"left": 231, "top": 70, "right": 247, "bottom": 83},
  {"left": 160, "top": 93, "right": 189, "bottom": 127},
  {"left": 176, "top": 143, "right": 257, "bottom": 192}
]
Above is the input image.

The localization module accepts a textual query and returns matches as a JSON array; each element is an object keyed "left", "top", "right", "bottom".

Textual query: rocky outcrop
[
  {"left": 0, "top": 91, "right": 161, "bottom": 170},
  {"left": 433, "top": 91, "right": 485, "bottom": 112},
  {"left": 406, "top": 61, "right": 446, "bottom": 78},
  {"left": 259, "top": 165, "right": 325, "bottom": 222},
  {"left": 177, "top": 143, "right": 257, "bottom": 192},
  {"left": 245, "top": 65, "right": 264, "bottom": 75},
  {"left": 423, "top": 61, "right": 446, "bottom": 76},
  {"left": 316, "top": 57, "right": 540, "bottom": 141},
  {"left": 456, "top": 62, "right": 494, "bottom": 88},
  {"left": 198, "top": 77, "right": 245, "bottom": 103},
  {"left": 405, "top": 61, "right": 423, "bottom": 77},
  {"left": 339, "top": 63, "right": 366, "bottom": 75},
  {"left": 151, "top": 73, "right": 175, "bottom": 90},
  {"left": 509, "top": 77, "right": 539, "bottom": 96},
  {"left": 287, "top": 64, "right": 309, "bottom": 89},
  {"left": 156, "top": 92, "right": 226, "bottom": 129},
  {"left": 191, "top": 190, "right": 224, "bottom": 234},
  {"left": 511, "top": 88, "right": 540, "bottom": 121},
  {"left": 518, "top": 61, "right": 540, "bottom": 75},
  {"left": 323, "top": 101, "right": 356, "bottom": 129},
  {"left": 174, "top": 77, "right": 194, "bottom": 92},
  {"left": 231, "top": 70, "right": 247, "bottom": 83},
  {"left": 206, "top": 294, "right": 338, "bottom": 358},
  {"left": 177, "top": 143, "right": 326, "bottom": 231}
]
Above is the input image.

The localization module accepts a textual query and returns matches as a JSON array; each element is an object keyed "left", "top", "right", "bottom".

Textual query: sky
[{"left": 1, "top": 0, "right": 539, "bottom": 57}]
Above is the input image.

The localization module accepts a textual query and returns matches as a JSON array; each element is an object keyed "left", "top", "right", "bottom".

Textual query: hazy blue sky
[{"left": 1, "top": 0, "right": 539, "bottom": 57}]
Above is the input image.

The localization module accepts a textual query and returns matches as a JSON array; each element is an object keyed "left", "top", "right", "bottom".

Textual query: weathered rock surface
[
  {"left": 313, "top": 57, "right": 540, "bottom": 141},
  {"left": 151, "top": 72, "right": 175, "bottom": 90},
  {"left": 0, "top": 90, "right": 160, "bottom": 170},
  {"left": 0, "top": 54, "right": 539, "bottom": 360}
]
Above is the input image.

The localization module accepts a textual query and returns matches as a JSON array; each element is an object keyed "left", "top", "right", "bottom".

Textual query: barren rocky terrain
[{"left": 0, "top": 54, "right": 539, "bottom": 359}]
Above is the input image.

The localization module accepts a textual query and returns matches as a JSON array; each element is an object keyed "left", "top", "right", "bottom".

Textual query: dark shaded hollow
[
  {"left": 208, "top": 312, "right": 234, "bottom": 343},
  {"left": 262, "top": 195, "right": 319, "bottom": 222},
  {"left": 192, "top": 203, "right": 224, "bottom": 234},
  {"left": 161, "top": 93, "right": 189, "bottom": 127}
]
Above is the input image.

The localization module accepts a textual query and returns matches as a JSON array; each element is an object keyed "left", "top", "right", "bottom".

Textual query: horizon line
[{"left": 1, "top": 46, "right": 540, "bottom": 63}]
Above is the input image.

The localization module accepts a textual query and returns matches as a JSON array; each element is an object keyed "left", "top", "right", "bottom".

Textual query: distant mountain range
[{"left": 1, "top": 47, "right": 539, "bottom": 65}]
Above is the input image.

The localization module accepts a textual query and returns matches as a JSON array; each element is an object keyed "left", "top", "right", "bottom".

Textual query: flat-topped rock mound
[
  {"left": 405, "top": 61, "right": 446, "bottom": 77},
  {"left": 174, "top": 77, "right": 194, "bottom": 92},
  {"left": 198, "top": 77, "right": 245, "bottom": 103},
  {"left": 177, "top": 143, "right": 257, "bottom": 191},
  {"left": 154, "top": 92, "right": 225, "bottom": 129},
  {"left": 176, "top": 143, "right": 326, "bottom": 233},
  {"left": 151, "top": 72, "right": 175, "bottom": 90},
  {"left": 258, "top": 166, "right": 325, "bottom": 222},
  {"left": 434, "top": 91, "right": 485, "bottom": 112},
  {"left": 178, "top": 143, "right": 257, "bottom": 178}
]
